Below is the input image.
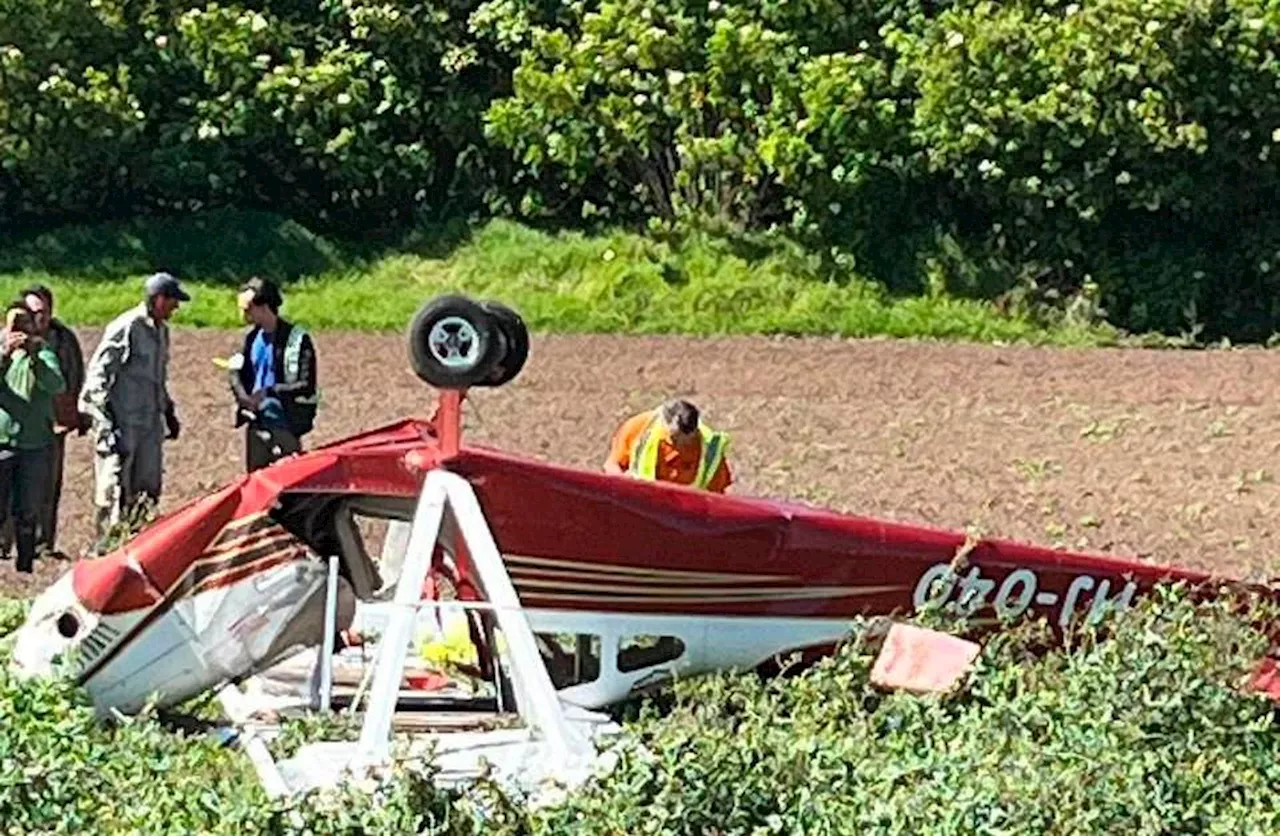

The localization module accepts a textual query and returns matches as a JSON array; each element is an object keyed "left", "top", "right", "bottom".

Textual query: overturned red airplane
[{"left": 9, "top": 294, "right": 1248, "bottom": 725}]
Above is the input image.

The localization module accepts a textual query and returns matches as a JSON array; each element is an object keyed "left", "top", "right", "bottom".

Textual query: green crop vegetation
[
  {"left": 0, "top": 605, "right": 476, "bottom": 834},
  {"left": 523, "top": 585, "right": 1280, "bottom": 835},
  {"left": 4, "top": 584, "right": 1280, "bottom": 833}
]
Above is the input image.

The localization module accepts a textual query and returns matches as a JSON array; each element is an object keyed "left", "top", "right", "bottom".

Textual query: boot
[{"left": 15, "top": 523, "right": 35, "bottom": 573}]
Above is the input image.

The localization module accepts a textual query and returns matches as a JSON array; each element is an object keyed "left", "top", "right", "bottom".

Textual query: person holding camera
[
  {"left": 0, "top": 300, "right": 66, "bottom": 572},
  {"left": 19, "top": 284, "right": 87, "bottom": 558}
]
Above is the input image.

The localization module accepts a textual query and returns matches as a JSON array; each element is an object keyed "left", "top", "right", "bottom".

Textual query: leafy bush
[
  {"left": 0, "top": 598, "right": 30, "bottom": 637},
  {"left": 0, "top": 600, "right": 476, "bottom": 834},
  {"left": 518, "top": 585, "right": 1280, "bottom": 834},
  {"left": 881, "top": 0, "right": 1280, "bottom": 340},
  {"left": 485, "top": 0, "right": 837, "bottom": 227},
  {"left": 2, "top": 583, "right": 1279, "bottom": 832},
  {"left": 4, "top": 0, "right": 1280, "bottom": 339},
  {"left": 0, "top": 0, "right": 506, "bottom": 233},
  {"left": 488, "top": 0, "right": 1280, "bottom": 339}
]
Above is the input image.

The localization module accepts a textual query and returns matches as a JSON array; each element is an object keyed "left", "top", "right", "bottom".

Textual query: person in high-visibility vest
[
  {"left": 226, "top": 276, "right": 320, "bottom": 471},
  {"left": 604, "top": 399, "right": 732, "bottom": 493}
]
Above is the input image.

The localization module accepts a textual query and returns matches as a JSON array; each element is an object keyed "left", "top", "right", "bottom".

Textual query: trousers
[
  {"left": 39, "top": 432, "right": 66, "bottom": 552},
  {"left": 93, "top": 425, "right": 163, "bottom": 542},
  {"left": 0, "top": 447, "right": 53, "bottom": 572},
  {"left": 245, "top": 424, "right": 301, "bottom": 472}
]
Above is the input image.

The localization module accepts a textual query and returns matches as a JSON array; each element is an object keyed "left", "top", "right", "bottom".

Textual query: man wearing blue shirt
[{"left": 228, "top": 277, "right": 319, "bottom": 471}]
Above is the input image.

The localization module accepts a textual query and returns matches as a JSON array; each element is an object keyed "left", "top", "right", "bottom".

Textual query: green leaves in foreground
[
  {"left": 2, "top": 585, "right": 1279, "bottom": 834},
  {"left": 0, "top": 622, "right": 469, "bottom": 835},
  {"left": 528, "top": 585, "right": 1280, "bottom": 835}
]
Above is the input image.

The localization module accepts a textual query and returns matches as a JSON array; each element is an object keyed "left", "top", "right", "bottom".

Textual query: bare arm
[
  {"left": 603, "top": 416, "right": 637, "bottom": 474},
  {"left": 227, "top": 350, "right": 257, "bottom": 410}
]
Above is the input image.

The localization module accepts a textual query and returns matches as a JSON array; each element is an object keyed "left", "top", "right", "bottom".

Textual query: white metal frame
[
  {"left": 319, "top": 555, "right": 339, "bottom": 712},
  {"left": 349, "top": 468, "right": 592, "bottom": 770}
]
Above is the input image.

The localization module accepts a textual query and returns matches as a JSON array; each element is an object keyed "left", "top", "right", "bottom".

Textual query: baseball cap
[{"left": 144, "top": 271, "right": 191, "bottom": 302}]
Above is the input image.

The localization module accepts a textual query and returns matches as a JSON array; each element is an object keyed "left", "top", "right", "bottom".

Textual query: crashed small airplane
[{"left": 8, "top": 293, "right": 1272, "bottom": 798}]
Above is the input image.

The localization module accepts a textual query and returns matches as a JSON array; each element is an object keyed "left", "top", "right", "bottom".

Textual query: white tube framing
[
  {"left": 351, "top": 468, "right": 587, "bottom": 768},
  {"left": 319, "top": 554, "right": 340, "bottom": 712}
]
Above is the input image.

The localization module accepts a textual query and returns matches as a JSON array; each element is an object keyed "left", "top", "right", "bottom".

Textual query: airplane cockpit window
[
  {"left": 353, "top": 514, "right": 391, "bottom": 562},
  {"left": 536, "top": 632, "right": 601, "bottom": 689},
  {"left": 617, "top": 634, "right": 686, "bottom": 673},
  {"left": 324, "top": 496, "right": 416, "bottom": 599},
  {"left": 351, "top": 513, "right": 411, "bottom": 597}
]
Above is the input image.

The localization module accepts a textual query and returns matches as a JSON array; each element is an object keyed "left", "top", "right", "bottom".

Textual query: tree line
[{"left": 3, "top": 0, "right": 1279, "bottom": 339}]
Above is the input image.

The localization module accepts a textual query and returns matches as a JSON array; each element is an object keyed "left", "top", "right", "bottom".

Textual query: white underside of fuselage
[
  {"left": 522, "top": 607, "right": 859, "bottom": 708},
  {"left": 13, "top": 557, "right": 330, "bottom": 716},
  {"left": 14, "top": 559, "right": 859, "bottom": 716}
]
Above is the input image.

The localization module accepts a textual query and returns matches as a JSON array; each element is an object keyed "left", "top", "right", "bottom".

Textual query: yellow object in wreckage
[{"left": 418, "top": 615, "right": 479, "bottom": 671}]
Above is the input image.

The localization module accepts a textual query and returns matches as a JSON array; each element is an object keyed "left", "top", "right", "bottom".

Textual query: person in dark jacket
[
  {"left": 22, "top": 284, "right": 87, "bottom": 557},
  {"left": 228, "top": 277, "right": 319, "bottom": 471},
  {"left": 0, "top": 285, "right": 86, "bottom": 560}
]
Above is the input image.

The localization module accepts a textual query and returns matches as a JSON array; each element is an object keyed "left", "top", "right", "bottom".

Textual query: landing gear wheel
[
  {"left": 408, "top": 295, "right": 501, "bottom": 388},
  {"left": 478, "top": 300, "right": 529, "bottom": 387}
]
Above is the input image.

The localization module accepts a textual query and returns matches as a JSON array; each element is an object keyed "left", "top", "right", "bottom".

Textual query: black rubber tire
[
  {"left": 477, "top": 300, "right": 530, "bottom": 387},
  {"left": 407, "top": 295, "right": 501, "bottom": 388}
]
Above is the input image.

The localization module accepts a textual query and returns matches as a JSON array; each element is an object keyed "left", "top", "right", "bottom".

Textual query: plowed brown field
[{"left": 4, "top": 327, "right": 1279, "bottom": 598}]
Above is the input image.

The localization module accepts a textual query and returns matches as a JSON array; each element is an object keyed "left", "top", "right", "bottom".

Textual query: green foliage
[
  {"left": 0, "top": 600, "right": 480, "bottom": 834},
  {"left": 485, "top": 0, "right": 826, "bottom": 227},
  {"left": 0, "top": 598, "right": 30, "bottom": 637},
  {"left": 4, "top": 0, "right": 1280, "bottom": 339},
  {"left": 486, "top": 0, "right": 1280, "bottom": 339},
  {"left": 0, "top": 0, "right": 505, "bottom": 232},
  {"left": 0, "top": 216, "right": 1114, "bottom": 343},
  {"left": 516, "top": 585, "right": 1280, "bottom": 834},
  {"left": 2, "top": 583, "right": 1279, "bottom": 831},
  {"left": 268, "top": 710, "right": 361, "bottom": 761},
  {"left": 879, "top": 0, "right": 1280, "bottom": 340}
]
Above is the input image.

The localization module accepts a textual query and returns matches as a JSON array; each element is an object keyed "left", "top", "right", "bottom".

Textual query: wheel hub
[{"left": 427, "top": 316, "right": 481, "bottom": 369}]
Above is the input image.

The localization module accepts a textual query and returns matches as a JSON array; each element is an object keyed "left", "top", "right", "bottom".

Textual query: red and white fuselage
[{"left": 10, "top": 417, "right": 1223, "bottom": 715}]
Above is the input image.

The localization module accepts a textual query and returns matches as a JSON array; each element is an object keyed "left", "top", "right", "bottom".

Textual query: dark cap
[{"left": 144, "top": 272, "right": 191, "bottom": 302}]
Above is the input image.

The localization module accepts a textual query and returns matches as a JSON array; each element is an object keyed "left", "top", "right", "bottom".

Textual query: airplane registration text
[{"left": 912, "top": 563, "right": 1138, "bottom": 628}]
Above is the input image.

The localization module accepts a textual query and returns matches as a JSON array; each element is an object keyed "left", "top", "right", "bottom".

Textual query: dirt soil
[{"left": 4, "top": 327, "right": 1280, "bottom": 599}]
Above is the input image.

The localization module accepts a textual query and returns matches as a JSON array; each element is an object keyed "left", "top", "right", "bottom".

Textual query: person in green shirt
[{"left": 0, "top": 301, "right": 66, "bottom": 573}]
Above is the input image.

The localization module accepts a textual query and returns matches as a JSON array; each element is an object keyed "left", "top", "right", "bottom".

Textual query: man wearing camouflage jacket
[{"left": 79, "top": 273, "right": 186, "bottom": 552}]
